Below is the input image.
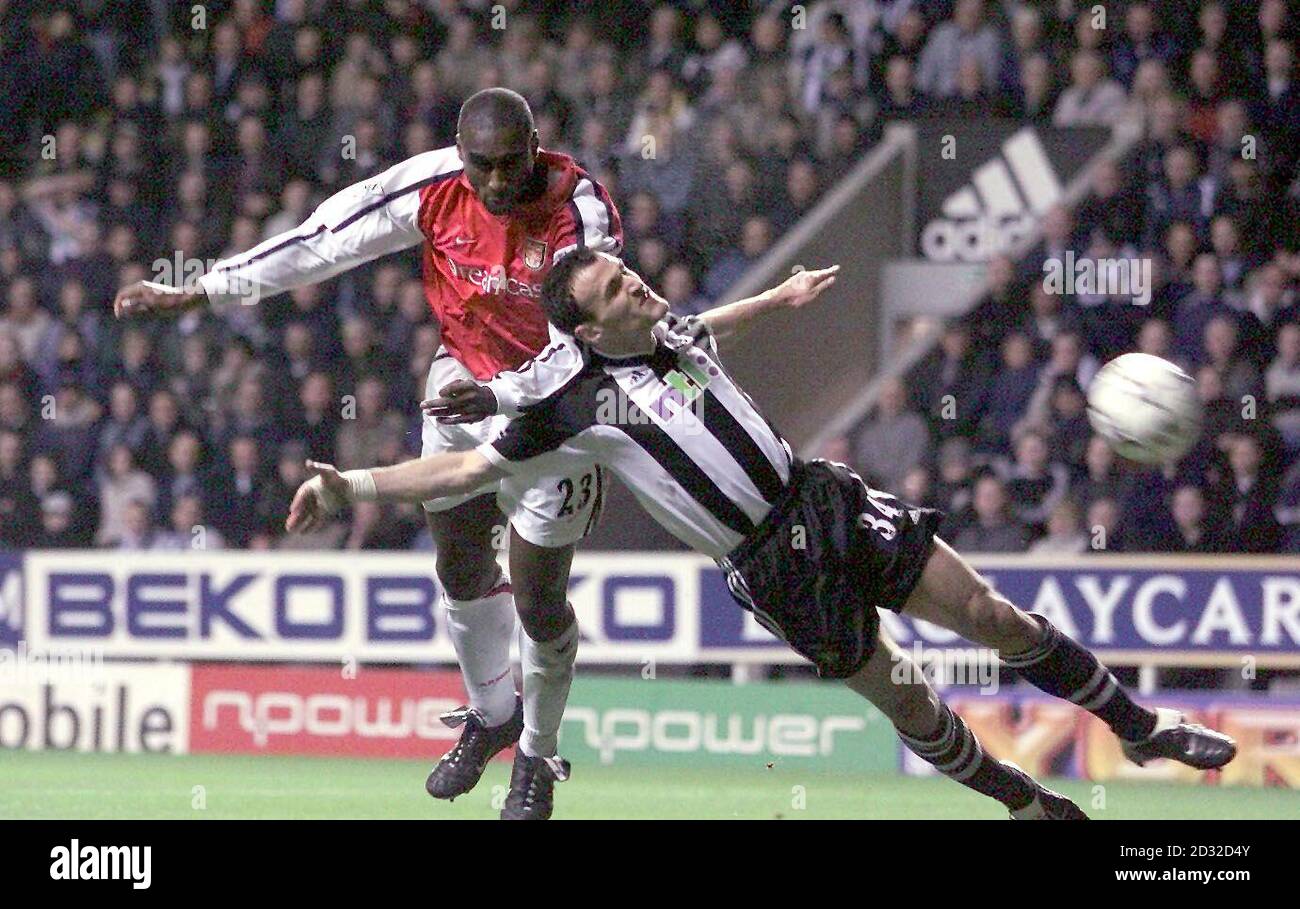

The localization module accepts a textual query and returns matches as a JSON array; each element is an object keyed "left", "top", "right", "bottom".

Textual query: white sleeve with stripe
[
  {"left": 197, "top": 147, "right": 461, "bottom": 307},
  {"left": 487, "top": 324, "right": 587, "bottom": 418},
  {"left": 551, "top": 175, "right": 622, "bottom": 264}
]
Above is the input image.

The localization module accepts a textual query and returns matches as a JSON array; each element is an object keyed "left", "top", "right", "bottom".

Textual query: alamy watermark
[
  {"left": 593, "top": 377, "right": 707, "bottom": 435},
  {"left": 151, "top": 251, "right": 261, "bottom": 305},
  {"left": 890, "top": 641, "right": 1000, "bottom": 694},
  {"left": 0, "top": 641, "right": 106, "bottom": 684},
  {"left": 1042, "top": 251, "right": 1152, "bottom": 306}
]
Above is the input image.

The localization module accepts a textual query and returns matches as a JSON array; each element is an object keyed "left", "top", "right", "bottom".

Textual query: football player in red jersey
[{"left": 113, "top": 90, "right": 625, "bottom": 808}]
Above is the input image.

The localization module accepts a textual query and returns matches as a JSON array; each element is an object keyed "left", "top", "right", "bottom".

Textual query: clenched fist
[
  {"left": 113, "top": 281, "right": 208, "bottom": 319},
  {"left": 421, "top": 379, "right": 497, "bottom": 425},
  {"left": 286, "top": 461, "right": 350, "bottom": 533}
]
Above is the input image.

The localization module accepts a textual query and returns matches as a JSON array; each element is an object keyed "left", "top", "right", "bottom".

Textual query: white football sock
[
  {"left": 519, "top": 619, "right": 579, "bottom": 758},
  {"left": 443, "top": 575, "right": 518, "bottom": 727},
  {"left": 1147, "top": 707, "right": 1184, "bottom": 738}
]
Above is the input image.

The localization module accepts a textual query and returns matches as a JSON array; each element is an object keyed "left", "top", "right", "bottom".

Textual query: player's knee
[
  {"left": 512, "top": 574, "right": 568, "bottom": 619},
  {"left": 964, "top": 584, "right": 1036, "bottom": 651},
  {"left": 509, "top": 538, "right": 575, "bottom": 635},
  {"left": 435, "top": 553, "right": 500, "bottom": 601},
  {"left": 514, "top": 588, "right": 572, "bottom": 642}
]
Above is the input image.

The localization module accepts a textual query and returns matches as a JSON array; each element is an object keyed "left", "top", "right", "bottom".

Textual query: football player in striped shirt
[{"left": 286, "top": 250, "right": 1237, "bottom": 819}]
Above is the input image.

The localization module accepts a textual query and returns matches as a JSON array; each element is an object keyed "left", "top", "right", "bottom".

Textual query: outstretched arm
[
  {"left": 423, "top": 265, "right": 842, "bottom": 424},
  {"left": 114, "top": 148, "right": 455, "bottom": 318},
  {"left": 286, "top": 453, "right": 506, "bottom": 533},
  {"left": 698, "top": 265, "right": 839, "bottom": 346}
]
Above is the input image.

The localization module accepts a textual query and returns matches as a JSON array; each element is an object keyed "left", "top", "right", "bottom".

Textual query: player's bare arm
[
  {"left": 420, "top": 264, "right": 841, "bottom": 424},
  {"left": 698, "top": 264, "right": 839, "bottom": 343},
  {"left": 286, "top": 453, "right": 506, "bottom": 533}
]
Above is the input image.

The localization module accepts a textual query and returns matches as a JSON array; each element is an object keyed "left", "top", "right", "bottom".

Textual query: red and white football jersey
[{"left": 198, "top": 146, "right": 622, "bottom": 379}]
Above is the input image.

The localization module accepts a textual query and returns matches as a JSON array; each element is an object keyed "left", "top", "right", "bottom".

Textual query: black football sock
[
  {"left": 896, "top": 703, "right": 1037, "bottom": 810},
  {"left": 1003, "top": 614, "right": 1157, "bottom": 742}
]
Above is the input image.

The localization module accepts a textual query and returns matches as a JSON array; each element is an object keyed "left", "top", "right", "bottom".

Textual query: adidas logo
[{"left": 921, "top": 128, "right": 1063, "bottom": 262}]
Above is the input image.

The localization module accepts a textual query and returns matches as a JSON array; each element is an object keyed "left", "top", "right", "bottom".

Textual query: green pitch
[{"left": 3, "top": 751, "right": 1297, "bottom": 819}]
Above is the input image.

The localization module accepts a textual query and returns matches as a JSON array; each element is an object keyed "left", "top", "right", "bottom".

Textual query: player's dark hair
[{"left": 541, "top": 247, "right": 601, "bottom": 334}]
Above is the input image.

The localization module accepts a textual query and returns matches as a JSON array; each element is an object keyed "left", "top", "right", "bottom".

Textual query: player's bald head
[
  {"left": 456, "top": 88, "right": 540, "bottom": 214},
  {"left": 457, "top": 87, "right": 535, "bottom": 144}
]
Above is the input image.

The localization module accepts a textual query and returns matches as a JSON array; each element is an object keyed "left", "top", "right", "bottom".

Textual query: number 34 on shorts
[{"left": 856, "top": 488, "right": 924, "bottom": 542}]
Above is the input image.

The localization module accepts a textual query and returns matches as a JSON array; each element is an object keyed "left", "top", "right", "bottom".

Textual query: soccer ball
[{"left": 1086, "top": 353, "right": 1202, "bottom": 464}]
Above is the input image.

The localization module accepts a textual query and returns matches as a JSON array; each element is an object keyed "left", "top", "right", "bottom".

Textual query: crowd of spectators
[
  {"left": 3, "top": 0, "right": 1300, "bottom": 554},
  {"left": 0, "top": 0, "right": 887, "bottom": 550},
  {"left": 843, "top": 0, "right": 1300, "bottom": 554}
]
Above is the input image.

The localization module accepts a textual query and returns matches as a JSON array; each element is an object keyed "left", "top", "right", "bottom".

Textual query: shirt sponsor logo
[{"left": 444, "top": 255, "right": 543, "bottom": 298}]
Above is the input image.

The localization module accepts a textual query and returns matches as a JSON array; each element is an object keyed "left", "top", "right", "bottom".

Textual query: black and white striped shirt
[{"left": 476, "top": 316, "right": 795, "bottom": 558}]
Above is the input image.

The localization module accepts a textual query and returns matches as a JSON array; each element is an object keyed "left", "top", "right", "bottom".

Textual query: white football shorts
[{"left": 420, "top": 349, "right": 605, "bottom": 547}]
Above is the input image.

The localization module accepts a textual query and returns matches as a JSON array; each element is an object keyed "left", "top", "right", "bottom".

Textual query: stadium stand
[{"left": 0, "top": 0, "right": 1297, "bottom": 557}]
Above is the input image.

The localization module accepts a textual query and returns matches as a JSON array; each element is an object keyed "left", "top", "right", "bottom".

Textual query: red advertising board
[{"left": 189, "top": 665, "right": 509, "bottom": 760}]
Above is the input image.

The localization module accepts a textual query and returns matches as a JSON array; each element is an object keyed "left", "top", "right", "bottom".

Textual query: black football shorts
[{"left": 718, "top": 458, "right": 943, "bottom": 679}]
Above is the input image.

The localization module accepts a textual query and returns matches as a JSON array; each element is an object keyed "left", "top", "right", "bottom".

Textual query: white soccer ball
[{"left": 1086, "top": 353, "right": 1202, "bottom": 464}]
